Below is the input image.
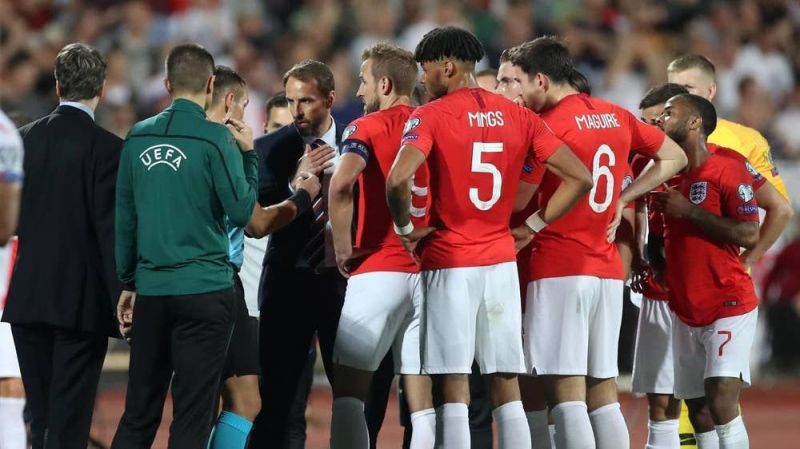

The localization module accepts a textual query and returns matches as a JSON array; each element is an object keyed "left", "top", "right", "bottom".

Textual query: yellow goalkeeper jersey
[{"left": 708, "top": 118, "right": 789, "bottom": 200}]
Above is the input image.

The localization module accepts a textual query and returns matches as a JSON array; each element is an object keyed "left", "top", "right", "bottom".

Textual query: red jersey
[
  {"left": 664, "top": 150, "right": 760, "bottom": 327},
  {"left": 529, "top": 94, "right": 665, "bottom": 281},
  {"left": 342, "top": 105, "right": 427, "bottom": 275},
  {"left": 401, "top": 87, "right": 563, "bottom": 270}
]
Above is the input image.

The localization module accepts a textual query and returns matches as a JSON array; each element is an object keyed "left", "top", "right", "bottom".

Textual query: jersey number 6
[{"left": 589, "top": 144, "right": 616, "bottom": 213}]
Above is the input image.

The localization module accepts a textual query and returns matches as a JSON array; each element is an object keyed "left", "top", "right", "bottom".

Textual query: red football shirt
[
  {"left": 401, "top": 87, "right": 563, "bottom": 270},
  {"left": 528, "top": 94, "right": 665, "bottom": 281},
  {"left": 342, "top": 104, "right": 427, "bottom": 274},
  {"left": 664, "top": 150, "right": 760, "bottom": 327}
]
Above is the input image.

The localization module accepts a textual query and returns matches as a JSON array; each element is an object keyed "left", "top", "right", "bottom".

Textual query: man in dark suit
[
  {"left": 2, "top": 43, "right": 122, "bottom": 449},
  {"left": 250, "top": 59, "right": 393, "bottom": 449}
]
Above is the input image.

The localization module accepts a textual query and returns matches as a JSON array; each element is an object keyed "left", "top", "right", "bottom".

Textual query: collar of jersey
[{"left": 168, "top": 98, "right": 207, "bottom": 118}]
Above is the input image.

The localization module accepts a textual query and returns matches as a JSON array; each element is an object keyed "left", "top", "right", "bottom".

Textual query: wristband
[
  {"left": 288, "top": 189, "right": 313, "bottom": 216},
  {"left": 393, "top": 221, "right": 415, "bottom": 236},
  {"left": 524, "top": 210, "right": 548, "bottom": 233}
]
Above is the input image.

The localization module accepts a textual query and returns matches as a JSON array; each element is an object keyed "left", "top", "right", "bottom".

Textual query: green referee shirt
[{"left": 115, "top": 99, "right": 258, "bottom": 296}]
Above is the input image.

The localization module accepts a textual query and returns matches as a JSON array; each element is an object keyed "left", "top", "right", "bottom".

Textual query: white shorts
[
  {"left": 421, "top": 262, "right": 524, "bottom": 375},
  {"left": 632, "top": 298, "right": 674, "bottom": 394},
  {"left": 333, "top": 271, "right": 421, "bottom": 374},
  {"left": 0, "top": 315, "right": 21, "bottom": 378},
  {"left": 672, "top": 308, "right": 757, "bottom": 400},
  {"left": 524, "top": 276, "right": 623, "bottom": 378}
]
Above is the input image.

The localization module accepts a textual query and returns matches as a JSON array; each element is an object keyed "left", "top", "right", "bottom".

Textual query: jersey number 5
[
  {"left": 470, "top": 142, "right": 503, "bottom": 211},
  {"left": 589, "top": 144, "right": 616, "bottom": 213}
]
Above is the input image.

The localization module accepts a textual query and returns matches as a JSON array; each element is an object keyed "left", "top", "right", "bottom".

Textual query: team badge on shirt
[
  {"left": 403, "top": 117, "right": 421, "bottom": 134},
  {"left": 342, "top": 125, "right": 357, "bottom": 141},
  {"left": 689, "top": 182, "right": 708, "bottom": 204},
  {"left": 737, "top": 184, "right": 754, "bottom": 202}
]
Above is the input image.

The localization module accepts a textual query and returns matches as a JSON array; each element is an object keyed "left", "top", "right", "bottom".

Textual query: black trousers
[
  {"left": 111, "top": 288, "right": 235, "bottom": 449},
  {"left": 250, "top": 266, "right": 393, "bottom": 448},
  {"left": 10, "top": 324, "right": 108, "bottom": 449}
]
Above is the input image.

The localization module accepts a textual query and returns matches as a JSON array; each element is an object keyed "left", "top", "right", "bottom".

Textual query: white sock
[
  {"left": 441, "top": 403, "right": 470, "bottom": 449},
  {"left": 330, "top": 397, "right": 369, "bottom": 449},
  {"left": 549, "top": 424, "right": 556, "bottom": 448},
  {"left": 695, "top": 430, "right": 720, "bottom": 449},
  {"left": 410, "top": 408, "right": 437, "bottom": 449},
  {"left": 589, "top": 402, "right": 629, "bottom": 449},
  {"left": 646, "top": 419, "right": 680, "bottom": 449},
  {"left": 526, "top": 409, "right": 552, "bottom": 449},
  {"left": 551, "top": 401, "right": 595, "bottom": 449},
  {"left": 715, "top": 415, "right": 749, "bottom": 449},
  {"left": 0, "top": 398, "right": 26, "bottom": 449},
  {"left": 493, "top": 401, "right": 531, "bottom": 449}
]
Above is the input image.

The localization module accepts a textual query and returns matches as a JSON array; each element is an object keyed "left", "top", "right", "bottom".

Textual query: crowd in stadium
[
  {"left": 1, "top": 1, "right": 799, "bottom": 449},
  {"left": 2, "top": 0, "right": 800, "bottom": 159}
]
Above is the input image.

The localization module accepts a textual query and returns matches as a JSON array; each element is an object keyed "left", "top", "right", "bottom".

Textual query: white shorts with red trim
[
  {"left": 672, "top": 308, "right": 757, "bottom": 400},
  {"left": 420, "top": 262, "right": 525, "bottom": 375},
  {"left": 333, "top": 271, "right": 421, "bottom": 374},
  {"left": 632, "top": 297, "right": 674, "bottom": 394},
  {"left": 524, "top": 276, "right": 624, "bottom": 378}
]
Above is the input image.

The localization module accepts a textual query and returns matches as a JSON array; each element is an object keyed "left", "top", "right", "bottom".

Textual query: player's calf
[{"left": 587, "top": 376, "right": 629, "bottom": 449}]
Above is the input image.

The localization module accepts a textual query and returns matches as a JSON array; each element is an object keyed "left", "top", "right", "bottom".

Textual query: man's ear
[
  {"left": 380, "top": 76, "right": 393, "bottom": 96},
  {"left": 225, "top": 92, "right": 235, "bottom": 112},
  {"left": 443, "top": 60, "right": 455, "bottom": 78},
  {"left": 55, "top": 80, "right": 62, "bottom": 98},
  {"left": 327, "top": 90, "right": 336, "bottom": 109},
  {"left": 206, "top": 75, "right": 215, "bottom": 95},
  {"left": 164, "top": 78, "right": 172, "bottom": 94},
  {"left": 97, "top": 80, "right": 106, "bottom": 101},
  {"left": 707, "top": 81, "right": 718, "bottom": 102}
]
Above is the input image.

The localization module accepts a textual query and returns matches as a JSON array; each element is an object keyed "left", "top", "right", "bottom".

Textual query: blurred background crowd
[{"left": 2, "top": 0, "right": 800, "bottom": 159}]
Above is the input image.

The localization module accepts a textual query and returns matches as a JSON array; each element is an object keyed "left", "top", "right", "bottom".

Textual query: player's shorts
[
  {"left": 421, "top": 262, "right": 525, "bottom": 375},
  {"left": 334, "top": 271, "right": 421, "bottom": 374},
  {"left": 0, "top": 313, "right": 21, "bottom": 378},
  {"left": 223, "top": 273, "right": 260, "bottom": 379},
  {"left": 524, "top": 276, "right": 623, "bottom": 378},
  {"left": 672, "top": 308, "right": 757, "bottom": 400},
  {"left": 632, "top": 298, "right": 674, "bottom": 394}
]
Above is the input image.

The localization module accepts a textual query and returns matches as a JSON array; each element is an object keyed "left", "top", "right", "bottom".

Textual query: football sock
[
  {"left": 589, "top": 402, "right": 629, "bottom": 449},
  {"left": 695, "top": 430, "right": 720, "bottom": 449},
  {"left": 0, "top": 398, "right": 26, "bottom": 449},
  {"left": 410, "top": 408, "right": 436, "bottom": 449},
  {"left": 526, "top": 409, "right": 552, "bottom": 449},
  {"left": 552, "top": 401, "right": 596, "bottom": 449},
  {"left": 716, "top": 415, "right": 749, "bottom": 449},
  {"left": 646, "top": 419, "right": 680, "bottom": 449},
  {"left": 330, "top": 397, "right": 369, "bottom": 449},
  {"left": 549, "top": 424, "right": 556, "bottom": 447},
  {"left": 441, "top": 403, "right": 470, "bottom": 449},
  {"left": 208, "top": 411, "right": 252, "bottom": 449},
  {"left": 493, "top": 401, "right": 531, "bottom": 449}
]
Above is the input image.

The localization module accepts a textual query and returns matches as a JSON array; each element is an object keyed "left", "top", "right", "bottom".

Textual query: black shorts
[{"left": 223, "top": 273, "right": 260, "bottom": 378}]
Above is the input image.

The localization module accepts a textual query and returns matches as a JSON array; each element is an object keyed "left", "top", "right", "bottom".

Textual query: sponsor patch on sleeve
[
  {"left": 737, "top": 204, "right": 759, "bottom": 215},
  {"left": 737, "top": 184, "right": 754, "bottom": 202}
]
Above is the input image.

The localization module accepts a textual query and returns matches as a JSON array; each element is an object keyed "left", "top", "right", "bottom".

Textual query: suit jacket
[
  {"left": 255, "top": 122, "right": 344, "bottom": 269},
  {"left": 2, "top": 105, "right": 122, "bottom": 336}
]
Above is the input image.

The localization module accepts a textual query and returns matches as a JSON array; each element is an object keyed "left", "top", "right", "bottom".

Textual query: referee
[{"left": 111, "top": 44, "right": 258, "bottom": 449}]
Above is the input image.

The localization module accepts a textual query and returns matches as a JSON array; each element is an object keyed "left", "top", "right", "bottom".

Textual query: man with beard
[{"left": 327, "top": 42, "right": 433, "bottom": 449}]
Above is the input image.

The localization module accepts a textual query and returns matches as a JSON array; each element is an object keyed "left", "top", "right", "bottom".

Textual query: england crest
[{"left": 689, "top": 182, "right": 707, "bottom": 204}]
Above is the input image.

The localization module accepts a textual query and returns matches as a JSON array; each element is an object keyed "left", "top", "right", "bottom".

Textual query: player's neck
[
  {"left": 686, "top": 136, "right": 711, "bottom": 170},
  {"left": 544, "top": 83, "right": 578, "bottom": 111},
  {"left": 205, "top": 105, "right": 226, "bottom": 124},
  {"left": 380, "top": 95, "right": 411, "bottom": 111},
  {"left": 447, "top": 73, "right": 478, "bottom": 95},
  {"left": 172, "top": 92, "right": 208, "bottom": 110}
]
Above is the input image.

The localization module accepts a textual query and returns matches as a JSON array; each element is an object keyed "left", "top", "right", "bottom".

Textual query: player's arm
[
  {"left": 519, "top": 145, "right": 593, "bottom": 234},
  {"left": 246, "top": 173, "right": 320, "bottom": 238},
  {"left": 329, "top": 152, "right": 367, "bottom": 276},
  {"left": 0, "top": 127, "right": 23, "bottom": 245},
  {"left": 387, "top": 145, "right": 426, "bottom": 230},
  {"left": 741, "top": 180, "right": 794, "bottom": 268},
  {"left": 616, "top": 206, "right": 636, "bottom": 280},
  {"left": 0, "top": 180, "right": 20, "bottom": 245},
  {"left": 652, "top": 187, "right": 759, "bottom": 249}
]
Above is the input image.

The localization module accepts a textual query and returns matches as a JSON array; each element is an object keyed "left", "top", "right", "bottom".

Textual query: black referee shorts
[{"left": 224, "top": 273, "right": 260, "bottom": 378}]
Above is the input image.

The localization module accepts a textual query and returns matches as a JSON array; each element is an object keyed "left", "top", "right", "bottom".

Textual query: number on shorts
[
  {"left": 589, "top": 144, "right": 616, "bottom": 213},
  {"left": 718, "top": 330, "right": 732, "bottom": 356},
  {"left": 469, "top": 142, "right": 503, "bottom": 211}
]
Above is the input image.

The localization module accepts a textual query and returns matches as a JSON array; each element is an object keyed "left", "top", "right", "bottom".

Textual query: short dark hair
[
  {"left": 265, "top": 92, "right": 288, "bottom": 116},
  {"left": 54, "top": 43, "right": 107, "bottom": 101},
  {"left": 639, "top": 83, "right": 689, "bottom": 109},
  {"left": 362, "top": 42, "right": 418, "bottom": 97},
  {"left": 477, "top": 68, "right": 498, "bottom": 79},
  {"left": 166, "top": 43, "right": 215, "bottom": 94},
  {"left": 508, "top": 36, "right": 590, "bottom": 94},
  {"left": 413, "top": 26, "right": 485, "bottom": 65},
  {"left": 675, "top": 93, "right": 717, "bottom": 136},
  {"left": 211, "top": 65, "right": 246, "bottom": 106},
  {"left": 283, "top": 59, "right": 335, "bottom": 97},
  {"left": 668, "top": 54, "right": 716, "bottom": 77}
]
